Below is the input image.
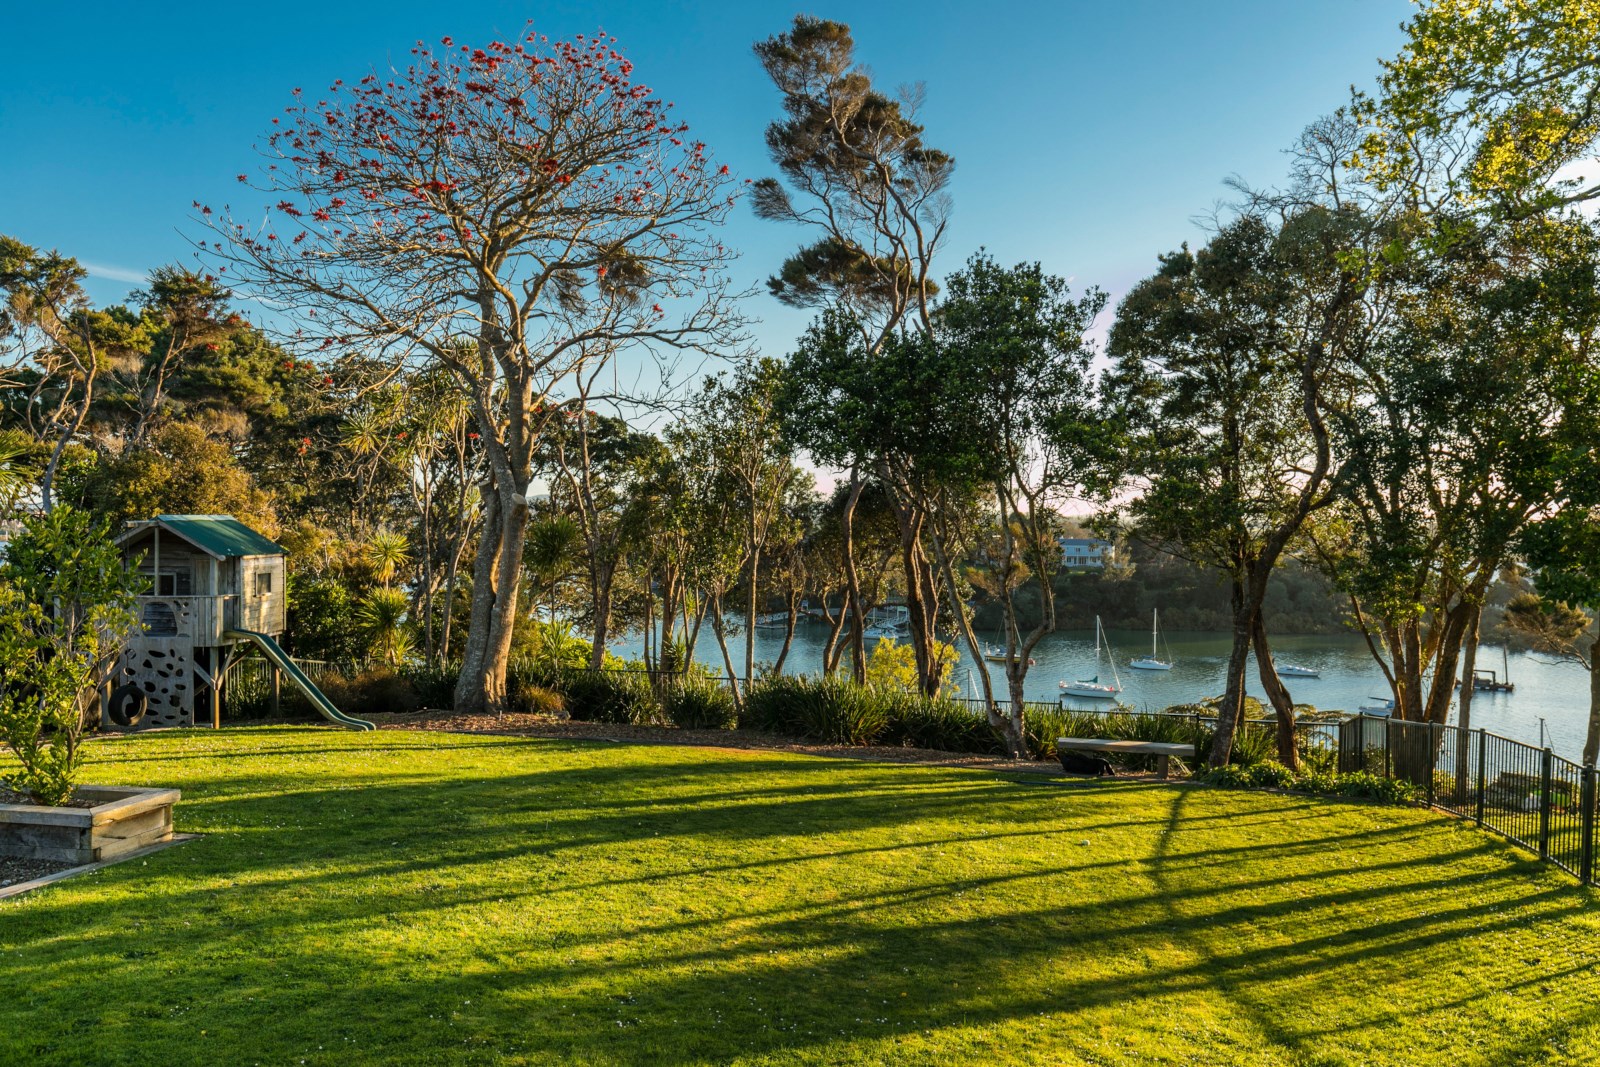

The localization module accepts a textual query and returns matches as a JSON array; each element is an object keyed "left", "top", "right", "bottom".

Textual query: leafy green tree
[
  {"left": 0, "top": 507, "right": 142, "bottom": 804},
  {"left": 1319, "top": 213, "right": 1600, "bottom": 732},
  {"left": 64, "top": 421, "right": 278, "bottom": 533},
  {"left": 1359, "top": 0, "right": 1600, "bottom": 217},
  {"left": 1106, "top": 196, "right": 1384, "bottom": 767},
  {"left": 755, "top": 16, "right": 955, "bottom": 688},
  {"left": 919, "top": 253, "right": 1108, "bottom": 756}
]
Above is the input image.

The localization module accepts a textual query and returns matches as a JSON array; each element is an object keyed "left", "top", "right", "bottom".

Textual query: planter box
[{"left": 0, "top": 786, "right": 180, "bottom": 864}]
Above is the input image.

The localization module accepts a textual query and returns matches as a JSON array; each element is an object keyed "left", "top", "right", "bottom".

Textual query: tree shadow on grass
[{"left": 3, "top": 732, "right": 1596, "bottom": 1065}]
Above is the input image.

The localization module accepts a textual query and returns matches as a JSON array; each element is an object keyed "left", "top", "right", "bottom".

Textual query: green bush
[
  {"left": 513, "top": 681, "right": 567, "bottom": 717},
  {"left": 741, "top": 676, "right": 890, "bottom": 745},
  {"left": 665, "top": 676, "right": 738, "bottom": 730},
  {"left": 320, "top": 668, "right": 422, "bottom": 718},
  {"left": 403, "top": 663, "right": 458, "bottom": 709},
  {"left": 560, "top": 669, "right": 662, "bottom": 725},
  {"left": 883, "top": 695, "right": 1001, "bottom": 754}
]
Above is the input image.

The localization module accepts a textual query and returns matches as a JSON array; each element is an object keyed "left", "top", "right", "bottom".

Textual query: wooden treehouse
[{"left": 111, "top": 515, "right": 370, "bottom": 731}]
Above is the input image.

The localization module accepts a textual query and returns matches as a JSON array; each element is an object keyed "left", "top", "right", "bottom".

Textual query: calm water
[{"left": 613, "top": 621, "right": 1596, "bottom": 761}]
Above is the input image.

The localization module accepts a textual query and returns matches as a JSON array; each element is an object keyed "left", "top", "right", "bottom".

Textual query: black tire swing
[{"left": 107, "top": 684, "right": 148, "bottom": 727}]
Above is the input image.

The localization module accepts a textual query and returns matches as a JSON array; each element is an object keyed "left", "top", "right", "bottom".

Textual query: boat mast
[{"left": 1152, "top": 609, "right": 1158, "bottom": 660}]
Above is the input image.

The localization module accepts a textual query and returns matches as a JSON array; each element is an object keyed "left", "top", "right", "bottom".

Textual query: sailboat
[
  {"left": 1129, "top": 609, "right": 1173, "bottom": 671},
  {"left": 1060, "top": 616, "right": 1123, "bottom": 699}
]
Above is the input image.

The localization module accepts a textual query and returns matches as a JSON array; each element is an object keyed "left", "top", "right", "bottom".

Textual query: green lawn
[{"left": 2, "top": 728, "right": 1598, "bottom": 1066}]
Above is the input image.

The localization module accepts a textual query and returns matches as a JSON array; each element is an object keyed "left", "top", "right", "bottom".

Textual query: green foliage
[
  {"left": 63, "top": 422, "right": 278, "bottom": 533},
  {"left": 356, "top": 587, "right": 411, "bottom": 666},
  {"left": 741, "top": 675, "right": 890, "bottom": 745},
  {"left": 512, "top": 681, "right": 566, "bottom": 717},
  {"left": 0, "top": 507, "right": 143, "bottom": 804},
  {"left": 559, "top": 670, "right": 662, "bottom": 726},
  {"left": 285, "top": 574, "right": 366, "bottom": 664},
  {"left": 319, "top": 668, "right": 422, "bottom": 718},
  {"left": 664, "top": 675, "right": 738, "bottom": 730},
  {"left": 882, "top": 696, "right": 1002, "bottom": 754}
]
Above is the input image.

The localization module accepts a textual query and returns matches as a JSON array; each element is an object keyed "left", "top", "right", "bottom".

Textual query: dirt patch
[
  {"left": 0, "top": 855, "right": 75, "bottom": 888},
  {"left": 367, "top": 708, "right": 1132, "bottom": 778},
  {"left": 0, "top": 789, "right": 95, "bottom": 809}
]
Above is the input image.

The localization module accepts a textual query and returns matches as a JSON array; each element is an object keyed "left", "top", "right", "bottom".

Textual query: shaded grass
[{"left": 1, "top": 727, "right": 1598, "bottom": 1065}]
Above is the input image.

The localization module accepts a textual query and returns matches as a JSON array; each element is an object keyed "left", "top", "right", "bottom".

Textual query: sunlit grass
[{"left": 1, "top": 727, "right": 1597, "bottom": 1065}]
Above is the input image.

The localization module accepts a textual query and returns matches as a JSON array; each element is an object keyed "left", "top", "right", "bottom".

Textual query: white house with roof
[{"left": 1059, "top": 537, "right": 1113, "bottom": 571}]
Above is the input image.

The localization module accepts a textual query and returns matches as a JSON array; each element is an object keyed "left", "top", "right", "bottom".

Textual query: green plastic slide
[{"left": 223, "top": 629, "right": 375, "bottom": 731}]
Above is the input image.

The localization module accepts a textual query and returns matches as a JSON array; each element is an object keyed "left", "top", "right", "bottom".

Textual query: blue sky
[{"left": 0, "top": 0, "right": 1411, "bottom": 362}]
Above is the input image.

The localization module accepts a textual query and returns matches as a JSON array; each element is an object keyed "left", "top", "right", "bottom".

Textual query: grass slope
[{"left": 1, "top": 728, "right": 1597, "bottom": 1066}]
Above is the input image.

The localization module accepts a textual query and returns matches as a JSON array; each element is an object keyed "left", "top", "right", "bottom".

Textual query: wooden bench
[{"left": 1056, "top": 738, "right": 1196, "bottom": 779}]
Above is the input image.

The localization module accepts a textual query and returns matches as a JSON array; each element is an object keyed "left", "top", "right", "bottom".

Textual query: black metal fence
[{"left": 1336, "top": 715, "right": 1597, "bottom": 884}]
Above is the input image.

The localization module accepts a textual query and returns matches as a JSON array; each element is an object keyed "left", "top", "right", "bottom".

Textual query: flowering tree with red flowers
[{"left": 202, "top": 28, "right": 743, "bottom": 715}]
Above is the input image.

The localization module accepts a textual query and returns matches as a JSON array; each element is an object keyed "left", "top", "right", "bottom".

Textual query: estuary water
[{"left": 614, "top": 621, "right": 1595, "bottom": 762}]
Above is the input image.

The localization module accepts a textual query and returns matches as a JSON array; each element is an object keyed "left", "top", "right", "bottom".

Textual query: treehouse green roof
[{"left": 116, "top": 515, "right": 285, "bottom": 559}]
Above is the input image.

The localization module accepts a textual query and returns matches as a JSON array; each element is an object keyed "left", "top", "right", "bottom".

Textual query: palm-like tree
[
  {"left": 364, "top": 530, "right": 411, "bottom": 586},
  {"left": 357, "top": 586, "right": 411, "bottom": 666}
]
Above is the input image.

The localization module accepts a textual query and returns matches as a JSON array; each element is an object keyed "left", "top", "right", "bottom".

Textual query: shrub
[
  {"left": 321, "top": 668, "right": 422, "bottom": 718},
  {"left": 665, "top": 676, "right": 737, "bottom": 730},
  {"left": 741, "top": 675, "right": 889, "bottom": 745},
  {"left": 1327, "top": 771, "right": 1421, "bottom": 803},
  {"left": 560, "top": 669, "right": 662, "bottom": 725},
  {"left": 0, "top": 507, "right": 143, "bottom": 805},
  {"left": 402, "top": 663, "right": 459, "bottom": 709},
  {"left": 514, "top": 681, "right": 567, "bottom": 717},
  {"left": 883, "top": 695, "right": 1001, "bottom": 754}
]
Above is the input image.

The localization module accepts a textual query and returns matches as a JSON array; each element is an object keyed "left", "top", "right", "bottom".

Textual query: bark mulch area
[
  {"left": 367, "top": 709, "right": 1116, "bottom": 778},
  {"left": 0, "top": 856, "right": 75, "bottom": 889}
]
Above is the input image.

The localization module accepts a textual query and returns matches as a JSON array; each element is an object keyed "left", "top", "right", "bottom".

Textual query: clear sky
[{"left": 0, "top": 0, "right": 1412, "bottom": 363}]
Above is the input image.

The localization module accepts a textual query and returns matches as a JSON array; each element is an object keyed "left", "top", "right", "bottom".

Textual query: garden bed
[{"left": 0, "top": 785, "right": 180, "bottom": 864}]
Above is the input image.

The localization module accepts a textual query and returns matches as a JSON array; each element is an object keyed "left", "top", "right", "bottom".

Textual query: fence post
[
  {"left": 1581, "top": 764, "right": 1596, "bottom": 887},
  {"left": 1426, "top": 722, "right": 1438, "bottom": 808},
  {"left": 1474, "top": 729, "right": 1487, "bottom": 826},
  {"left": 1376, "top": 716, "right": 1388, "bottom": 783},
  {"left": 1333, "top": 716, "right": 1342, "bottom": 774},
  {"left": 270, "top": 663, "right": 281, "bottom": 717},
  {"left": 1539, "top": 747, "right": 1554, "bottom": 861}
]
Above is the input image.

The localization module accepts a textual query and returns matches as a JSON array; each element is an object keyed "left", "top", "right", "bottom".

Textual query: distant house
[{"left": 1059, "top": 537, "right": 1113, "bottom": 571}]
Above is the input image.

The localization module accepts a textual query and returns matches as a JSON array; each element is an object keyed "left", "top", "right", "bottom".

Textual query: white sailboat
[
  {"left": 1060, "top": 616, "right": 1123, "bottom": 699},
  {"left": 1129, "top": 609, "right": 1173, "bottom": 671}
]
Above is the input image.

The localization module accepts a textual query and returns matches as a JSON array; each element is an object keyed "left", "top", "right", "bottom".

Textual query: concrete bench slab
[{"left": 1056, "top": 738, "right": 1196, "bottom": 779}]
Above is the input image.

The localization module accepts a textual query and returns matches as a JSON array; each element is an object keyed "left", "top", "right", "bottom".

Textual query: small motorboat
[
  {"left": 983, "top": 644, "right": 1036, "bottom": 666},
  {"left": 1358, "top": 697, "right": 1395, "bottom": 716},
  {"left": 1276, "top": 662, "right": 1320, "bottom": 678}
]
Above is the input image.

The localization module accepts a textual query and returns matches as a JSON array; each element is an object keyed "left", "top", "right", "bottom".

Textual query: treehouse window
[
  {"left": 255, "top": 571, "right": 273, "bottom": 596},
  {"left": 155, "top": 570, "right": 192, "bottom": 597}
]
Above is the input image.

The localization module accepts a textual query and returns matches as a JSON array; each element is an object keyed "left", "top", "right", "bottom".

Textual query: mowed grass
[{"left": 2, "top": 729, "right": 1599, "bottom": 1066}]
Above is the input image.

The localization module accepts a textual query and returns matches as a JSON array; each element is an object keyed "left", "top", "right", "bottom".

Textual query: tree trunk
[
  {"left": 454, "top": 483, "right": 502, "bottom": 710},
  {"left": 1454, "top": 606, "right": 1482, "bottom": 804},
  {"left": 1210, "top": 583, "right": 1254, "bottom": 768},
  {"left": 709, "top": 595, "right": 744, "bottom": 713},
  {"left": 840, "top": 475, "right": 867, "bottom": 683},
  {"left": 773, "top": 589, "right": 800, "bottom": 675},
  {"left": 454, "top": 486, "right": 529, "bottom": 717},
  {"left": 744, "top": 539, "right": 759, "bottom": 694},
  {"left": 589, "top": 575, "right": 613, "bottom": 671},
  {"left": 1250, "top": 615, "right": 1299, "bottom": 771},
  {"left": 1587, "top": 641, "right": 1600, "bottom": 768}
]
